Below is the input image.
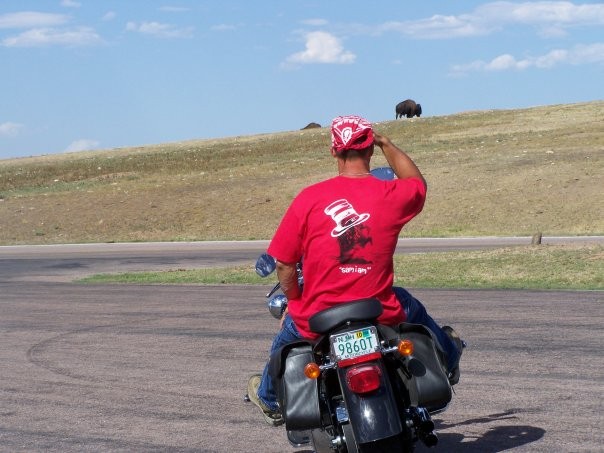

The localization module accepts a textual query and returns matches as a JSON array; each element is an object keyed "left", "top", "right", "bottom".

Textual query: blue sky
[{"left": 1, "top": 1, "right": 603, "bottom": 159}]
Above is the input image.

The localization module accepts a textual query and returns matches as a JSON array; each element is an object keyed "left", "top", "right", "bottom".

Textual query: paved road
[
  {"left": 1, "top": 236, "right": 602, "bottom": 283},
  {"left": 0, "top": 239, "right": 602, "bottom": 452}
]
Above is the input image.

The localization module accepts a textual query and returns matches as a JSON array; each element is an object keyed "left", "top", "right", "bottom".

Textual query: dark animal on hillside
[
  {"left": 395, "top": 99, "right": 422, "bottom": 119},
  {"left": 301, "top": 122, "right": 321, "bottom": 130}
]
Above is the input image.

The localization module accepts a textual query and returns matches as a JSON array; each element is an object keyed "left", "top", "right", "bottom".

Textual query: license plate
[{"left": 330, "top": 327, "right": 379, "bottom": 362}]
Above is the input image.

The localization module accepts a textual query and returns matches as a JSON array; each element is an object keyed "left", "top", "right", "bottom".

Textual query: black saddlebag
[
  {"left": 270, "top": 342, "right": 321, "bottom": 430},
  {"left": 395, "top": 323, "right": 452, "bottom": 411}
]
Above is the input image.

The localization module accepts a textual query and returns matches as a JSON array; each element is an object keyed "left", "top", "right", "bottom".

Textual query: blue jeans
[
  {"left": 257, "top": 314, "right": 301, "bottom": 411},
  {"left": 257, "top": 287, "right": 460, "bottom": 411},
  {"left": 393, "top": 287, "right": 459, "bottom": 372}
]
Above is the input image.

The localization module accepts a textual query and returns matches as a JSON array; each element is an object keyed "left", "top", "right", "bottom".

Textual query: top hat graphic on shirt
[{"left": 324, "top": 199, "right": 370, "bottom": 237}]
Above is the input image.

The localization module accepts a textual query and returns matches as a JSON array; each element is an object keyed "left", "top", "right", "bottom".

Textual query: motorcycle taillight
[{"left": 345, "top": 364, "right": 382, "bottom": 394}]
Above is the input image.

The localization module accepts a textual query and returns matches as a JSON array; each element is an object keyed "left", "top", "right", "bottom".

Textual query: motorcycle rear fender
[{"left": 338, "top": 359, "right": 402, "bottom": 444}]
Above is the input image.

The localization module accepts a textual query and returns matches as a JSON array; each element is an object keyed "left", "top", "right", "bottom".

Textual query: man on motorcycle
[{"left": 248, "top": 115, "right": 463, "bottom": 426}]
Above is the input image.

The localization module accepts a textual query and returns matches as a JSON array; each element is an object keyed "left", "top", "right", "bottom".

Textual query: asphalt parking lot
[{"left": 1, "top": 281, "right": 602, "bottom": 452}]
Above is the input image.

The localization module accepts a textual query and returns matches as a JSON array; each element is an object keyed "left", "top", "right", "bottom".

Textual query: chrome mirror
[
  {"left": 268, "top": 294, "right": 288, "bottom": 319},
  {"left": 255, "top": 253, "right": 276, "bottom": 277}
]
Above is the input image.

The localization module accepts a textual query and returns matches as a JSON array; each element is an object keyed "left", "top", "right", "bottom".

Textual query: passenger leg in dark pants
[{"left": 393, "top": 287, "right": 461, "bottom": 372}]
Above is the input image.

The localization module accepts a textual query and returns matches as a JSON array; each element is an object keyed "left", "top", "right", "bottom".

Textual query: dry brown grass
[{"left": 1, "top": 101, "right": 602, "bottom": 245}]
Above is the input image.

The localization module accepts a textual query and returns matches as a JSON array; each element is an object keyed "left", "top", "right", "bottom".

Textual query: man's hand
[
  {"left": 280, "top": 306, "right": 289, "bottom": 329},
  {"left": 373, "top": 131, "right": 426, "bottom": 188},
  {"left": 373, "top": 132, "right": 391, "bottom": 149}
]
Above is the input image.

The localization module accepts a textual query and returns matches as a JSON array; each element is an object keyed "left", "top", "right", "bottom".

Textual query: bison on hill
[
  {"left": 301, "top": 122, "right": 321, "bottom": 130},
  {"left": 396, "top": 99, "right": 422, "bottom": 119}
]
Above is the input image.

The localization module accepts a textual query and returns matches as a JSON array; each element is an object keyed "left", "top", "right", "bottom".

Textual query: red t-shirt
[{"left": 267, "top": 175, "right": 426, "bottom": 340}]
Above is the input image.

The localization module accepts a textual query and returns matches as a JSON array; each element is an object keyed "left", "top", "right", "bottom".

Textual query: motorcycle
[{"left": 246, "top": 168, "right": 455, "bottom": 452}]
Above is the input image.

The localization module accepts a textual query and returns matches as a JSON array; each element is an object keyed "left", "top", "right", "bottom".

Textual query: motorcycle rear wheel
[
  {"left": 342, "top": 423, "right": 358, "bottom": 453},
  {"left": 358, "top": 434, "right": 414, "bottom": 453},
  {"left": 310, "top": 428, "right": 334, "bottom": 453},
  {"left": 342, "top": 424, "right": 413, "bottom": 453}
]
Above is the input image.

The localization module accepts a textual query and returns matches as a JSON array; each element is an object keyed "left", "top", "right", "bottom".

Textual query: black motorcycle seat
[{"left": 308, "top": 298, "right": 383, "bottom": 334}]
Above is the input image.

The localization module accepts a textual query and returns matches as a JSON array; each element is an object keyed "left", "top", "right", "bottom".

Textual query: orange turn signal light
[
  {"left": 304, "top": 362, "right": 321, "bottom": 379},
  {"left": 397, "top": 339, "right": 414, "bottom": 356}
]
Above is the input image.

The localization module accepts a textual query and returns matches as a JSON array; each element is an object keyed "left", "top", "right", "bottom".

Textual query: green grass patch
[
  {"left": 393, "top": 244, "right": 603, "bottom": 290},
  {"left": 78, "top": 244, "right": 603, "bottom": 290},
  {"left": 78, "top": 266, "right": 269, "bottom": 285}
]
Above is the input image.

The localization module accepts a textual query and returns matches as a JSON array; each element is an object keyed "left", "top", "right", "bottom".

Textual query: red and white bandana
[{"left": 331, "top": 115, "right": 374, "bottom": 154}]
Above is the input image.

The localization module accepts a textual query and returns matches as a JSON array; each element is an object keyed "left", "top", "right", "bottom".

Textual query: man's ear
[{"left": 330, "top": 148, "right": 338, "bottom": 158}]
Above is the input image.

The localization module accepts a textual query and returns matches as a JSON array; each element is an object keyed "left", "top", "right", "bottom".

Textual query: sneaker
[
  {"left": 246, "top": 374, "right": 284, "bottom": 426},
  {"left": 442, "top": 326, "right": 465, "bottom": 385}
]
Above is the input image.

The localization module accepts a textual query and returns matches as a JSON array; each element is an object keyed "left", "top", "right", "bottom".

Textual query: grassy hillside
[{"left": 0, "top": 101, "right": 602, "bottom": 245}]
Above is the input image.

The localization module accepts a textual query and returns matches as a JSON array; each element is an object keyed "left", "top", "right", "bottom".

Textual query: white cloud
[
  {"left": 159, "top": 6, "right": 190, "bottom": 13},
  {"left": 102, "top": 11, "right": 116, "bottom": 21},
  {"left": 0, "top": 11, "right": 103, "bottom": 48},
  {"left": 61, "top": 0, "right": 81, "bottom": 8},
  {"left": 570, "top": 42, "right": 604, "bottom": 64},
  {"left": 381, "top": 15, "right": 492, "bottom": 39},
  {"left": 284, "top": 31, "right": 356, "bottom": 66},
  {"left": 450, "top": 42, "right": 604, "bottom": 75},
  {"left": 210, "top": 24, "right": 237, "bottom": 32},
  {"left": 0, "top": 12, "right": 68, "bottom": 29},
  {"left": 476, "top": 1, "right": 604, "bottom": 26},
  {"left": 2, "top": 26, "right": 102, "bottom": 47},
  {"left": 534, "top": 49, "right": 569, "bottom": 68},
  {"left": 378, "top": 1, "right": 604, "bottom": 39},
  {"left": 0, "top": 122, "right": 24, "bottom": 137},
  {"left": 64, "top": 139, "right": 100, "bottom": 153},
  {"left": 126, "top": 21, "right": 193, "bottom": 38},
  {"left": 301, "top": 19, "right": 329, "bottom": 27}
]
